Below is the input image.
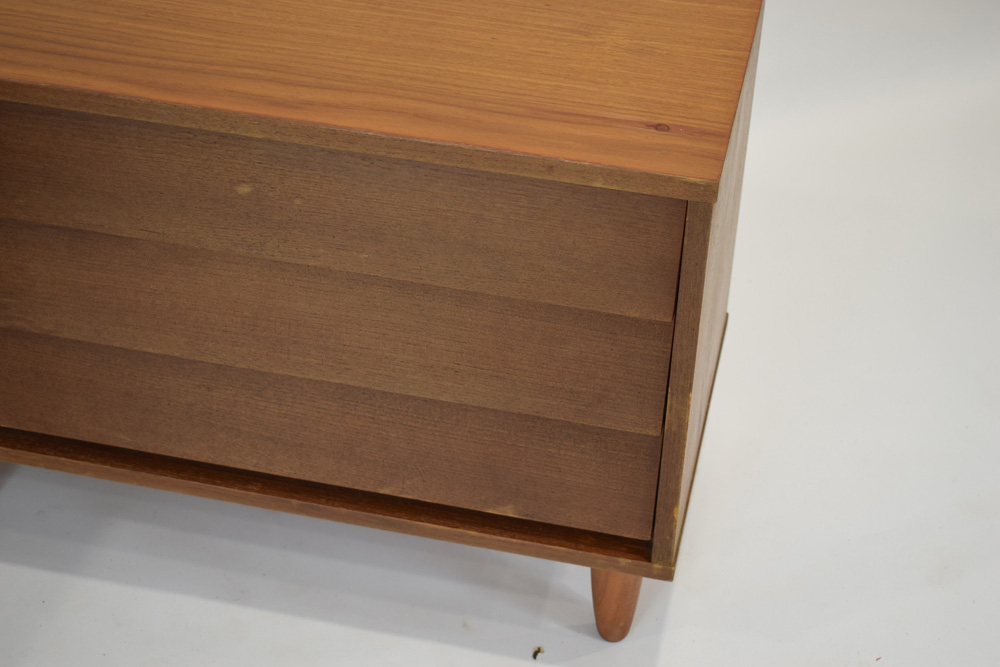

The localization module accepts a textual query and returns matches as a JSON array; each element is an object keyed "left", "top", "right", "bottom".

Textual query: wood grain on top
[{"left": 0, "top": 0, "right": 762, "bottom": 199}]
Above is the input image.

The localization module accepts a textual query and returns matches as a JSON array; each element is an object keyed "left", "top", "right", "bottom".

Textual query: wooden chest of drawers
[{"left": 0, "top": 0, "right": 763, "bottom": 641}]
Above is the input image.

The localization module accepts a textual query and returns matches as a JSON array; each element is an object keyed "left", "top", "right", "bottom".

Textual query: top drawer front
[{"left": 0, "top": 101, "right": 684, "bottom": 322}]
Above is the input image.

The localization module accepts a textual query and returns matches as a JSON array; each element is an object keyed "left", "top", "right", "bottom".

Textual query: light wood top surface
[{"left": 0, "top": 0, "right": 761, "bottom": 198}]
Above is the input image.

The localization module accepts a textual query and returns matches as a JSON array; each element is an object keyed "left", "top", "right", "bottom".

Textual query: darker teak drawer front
[{"left": 0, "top": 102, "right": 686, "bottom": 540}]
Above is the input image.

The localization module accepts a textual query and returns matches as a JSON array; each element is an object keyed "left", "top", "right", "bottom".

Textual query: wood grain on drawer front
[
  {"left": 0, "top": 330, "right": 662, "bottom": 539},
  {"left": 0, "top": 103, "right": 685, "bottom": 539},
  {"left": 0, "top": 102, "right": 684, "bottom": 322},
  {"left": 0, "top": 219, "right": 670, "bottom": 435}
]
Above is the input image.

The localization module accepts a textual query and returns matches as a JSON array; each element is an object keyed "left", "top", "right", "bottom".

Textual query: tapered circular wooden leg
[{"left": 591, "top": 568, "right": 642, "bottom": 642}]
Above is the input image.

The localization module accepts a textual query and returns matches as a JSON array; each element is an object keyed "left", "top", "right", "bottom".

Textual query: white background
[{"left": 2, "top": 0, "right": 998, "bottom": 664}]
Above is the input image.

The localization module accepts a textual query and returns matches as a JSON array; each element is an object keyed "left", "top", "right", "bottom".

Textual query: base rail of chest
[{"left": 0, "top": 427, "right": 676, "bottom": 581}]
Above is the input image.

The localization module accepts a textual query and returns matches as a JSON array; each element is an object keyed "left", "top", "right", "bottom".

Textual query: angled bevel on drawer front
[
  {"left": 0, "top": 219, "right": 672, "bottom": 435},
  {"left": 0, "top": 102, "right": 687, "bottom": 540}
]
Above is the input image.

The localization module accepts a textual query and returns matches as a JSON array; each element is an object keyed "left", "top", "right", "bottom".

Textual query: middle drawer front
[{"left": 0, "top": 102, "right": 685, "bottom": 540}]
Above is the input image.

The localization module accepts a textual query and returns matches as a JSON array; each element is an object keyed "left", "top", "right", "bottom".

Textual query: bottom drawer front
[{"left": 0, "top": 329, "right": 660, "bottom": 539}]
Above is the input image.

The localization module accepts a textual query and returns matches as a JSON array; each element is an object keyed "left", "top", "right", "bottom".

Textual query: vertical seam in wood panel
[
  {"left": 650, "top": 202, "right": 713, "bottom": 564},
  {"left": 669, "top": 312, "right": 728, "bottom": 562},
  {"left": 648, "top": 198, "right": 689, "bottom": 545}
]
